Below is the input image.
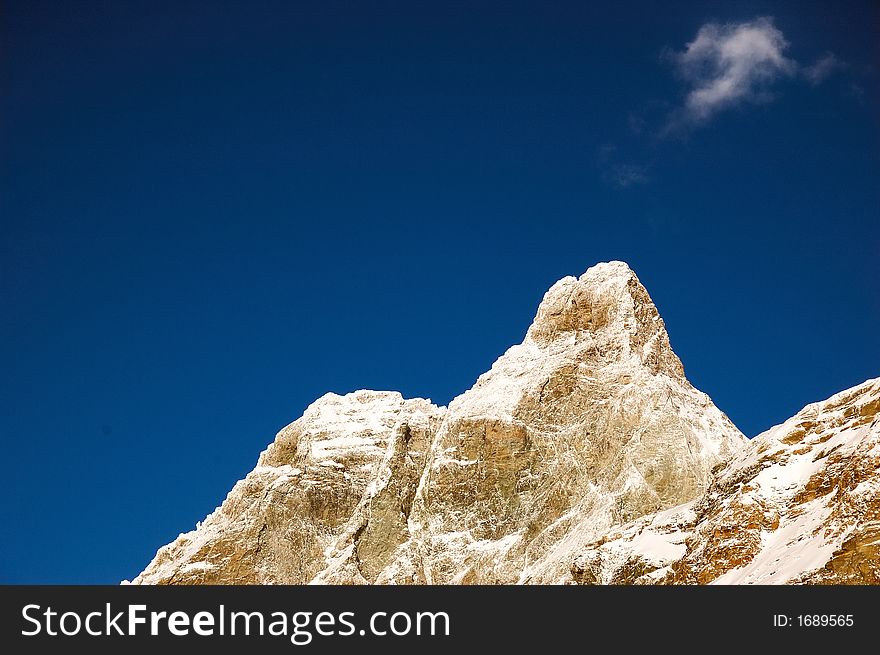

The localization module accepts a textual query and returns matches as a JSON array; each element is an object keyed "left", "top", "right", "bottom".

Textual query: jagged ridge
[{"left": 133, "top": 262, "right": 876, "bottom": 585}]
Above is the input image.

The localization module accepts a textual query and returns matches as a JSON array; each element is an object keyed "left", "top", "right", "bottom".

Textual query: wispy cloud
[
  {"left": 596, "top": 144, "right": 650, "bottom": 189},
  {"left": 666, "top": 17, "right": 796, "bottom": 128},
  {"left": 627, "top": 111, "right": 646, "bottom": 135},
  {"left": 803, "top": 52, "right": 843, "bottom": 85},
  {"left": 607, "top": 163, "right": 649, "bottom": 188},
  {"left": 599, "top": 17, "right": 848, "bottom": 188}
]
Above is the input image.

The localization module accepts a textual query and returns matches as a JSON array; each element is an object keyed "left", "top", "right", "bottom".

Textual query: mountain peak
[
  {"left": 526, "top": 261, "right": 684, "bottom": 378},
  {"left": 582, "top": 259, "right": 635, "bottom": 277},
  {"left": 133, "top": 262, "right": 748, "bottom": 585}
]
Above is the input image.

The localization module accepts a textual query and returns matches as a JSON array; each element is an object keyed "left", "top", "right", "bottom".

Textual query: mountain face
[
  {"left": 135, "top": 392, "right": 444, "bottom": 584},
  {"left": 572, "top": 377, "right": 880, "bottom": 585},
  {"left": 133, "top": 262, "right": 875, "bottom": 585}
]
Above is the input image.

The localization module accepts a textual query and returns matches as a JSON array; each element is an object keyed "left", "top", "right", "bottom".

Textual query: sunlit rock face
[
  {"left": 134, "top": 392, "right": 445, "bottom": 584},
  {"left": 390, "top": 262, "right": 745, "bottom": 584},
  {"left": 571, "top": 378, "right": 880, "bottom": 585},
  {"left": 133, "top": 262, "right": 749, "bottom": 585}
]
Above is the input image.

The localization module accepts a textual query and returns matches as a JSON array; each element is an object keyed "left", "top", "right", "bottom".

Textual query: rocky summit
[{"left": 132, "top": 262, "right": 877, "bottom": 585}]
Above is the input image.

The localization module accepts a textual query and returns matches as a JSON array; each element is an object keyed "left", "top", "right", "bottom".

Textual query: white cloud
[
  {"left": 803, "top": 53, "right": 842, "bottom": 85},
  {"left": 669, "top": 17, "right": 796, "bottom": 126}
]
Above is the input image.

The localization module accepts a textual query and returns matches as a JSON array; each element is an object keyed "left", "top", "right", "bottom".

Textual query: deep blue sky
[{"left": 1, "top": 1, "right": 877, "bottom": 583}]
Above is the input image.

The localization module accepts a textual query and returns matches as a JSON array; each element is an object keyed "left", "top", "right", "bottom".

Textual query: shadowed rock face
[
  {"left": 133, "top": 261, "right": 748, "bottom": 585},
  {"left": 571, "top": 378, "right": 880, "bottom": 585}
]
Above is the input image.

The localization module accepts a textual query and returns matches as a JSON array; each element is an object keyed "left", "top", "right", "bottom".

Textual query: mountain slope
[
  {"left": 375, "top": 261, "right": 745, "bottom": 584},
  {"left": 571, "top": 377, "right": 880, "bottom": 585},
  {"left": 134, "top": 261, "right": 745, "bottom": 585},
  {"left": 135, "top": 392, "right": 444, "bottom": 584}
]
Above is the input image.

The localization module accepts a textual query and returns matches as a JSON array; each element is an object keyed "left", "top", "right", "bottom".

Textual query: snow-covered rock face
[
  {"left": 134, "top": 392, "right": 444, "bottom": 584},
  {"left": 134, "top": 261, "right": 748, "bottom": 585},
  {"left": 391, "top": 262, "right": 745, "bottom": 584},
  {"left": 572, "top": 378, "right": 880, "bottom": 585}
]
